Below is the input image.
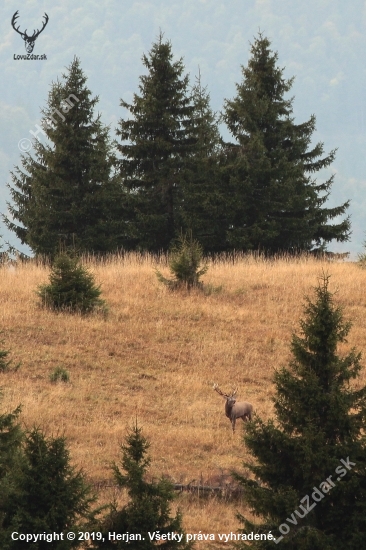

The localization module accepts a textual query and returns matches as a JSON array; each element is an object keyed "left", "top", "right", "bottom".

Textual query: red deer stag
[{"left": 213, "top": 384, "right": 253, "bottom": 433}]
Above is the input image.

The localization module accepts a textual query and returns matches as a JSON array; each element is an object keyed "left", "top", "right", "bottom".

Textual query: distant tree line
[{"left": 3, "top": 33, "right": 350, "bottom": 257}]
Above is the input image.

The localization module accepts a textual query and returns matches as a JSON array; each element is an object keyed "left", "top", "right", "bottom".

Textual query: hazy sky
[{"left": 1, "top": 0, "right": 365, "bottom": 256}]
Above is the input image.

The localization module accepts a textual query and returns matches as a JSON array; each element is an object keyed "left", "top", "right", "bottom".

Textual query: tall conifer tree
[
  {"left": 179, "top": 72, "right": 227, "bottom": 251},
  {"left": 0, "top": 395, "right": 22, "bottom": 548},
  {"left": 93, "top": 424, "right": 191, "bottom": 549},
  {"left": 4, "top": 57, "right": 123, "bottom": 257},
  {"left": 117, "top": 33, "right": 196, "bottom": 251},
  {"left": 236, "top": 275, "right": 366, "bottom": 549},
  {"left": 2, "top": 429, "right": 94, "bottom": 549},
  {"left": 222, "top": 35, "right": 350, "bottom": 253}
]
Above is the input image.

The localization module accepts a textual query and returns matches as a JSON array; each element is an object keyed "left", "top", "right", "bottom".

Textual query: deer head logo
[{"left": 11, "top": 11, "right": 49, "bottom": 54}]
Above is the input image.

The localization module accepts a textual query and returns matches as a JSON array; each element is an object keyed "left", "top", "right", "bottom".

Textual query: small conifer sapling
[
  {"left": 37, "top": 254, "right": 106, "bottom": 314},
  {"left": 156, "top": 231, "right": 208, "bottom": 290}
]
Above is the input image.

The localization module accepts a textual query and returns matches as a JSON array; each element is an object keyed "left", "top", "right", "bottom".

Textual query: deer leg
[{"left": 231, "top": 417, "right": 236, "bottom": 433}]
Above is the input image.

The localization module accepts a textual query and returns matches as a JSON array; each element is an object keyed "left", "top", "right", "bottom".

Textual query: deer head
[
  {"left": 214, "top": 383, "right": 237, "bottom": 408},
  {"left": 11, "top": 11, "right": 49, "bottom": 54}
]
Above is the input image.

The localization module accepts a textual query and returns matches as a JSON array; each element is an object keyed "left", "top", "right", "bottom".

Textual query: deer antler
[
  {"left": 214, "top": 383, "right": 239, "bottom": 398},
  {"left": 230, "top": 386, "right": 238, "bottom": 398},
  {"left": 213, "top": 383, "right": 228, "bottom": 398},
  {"left": 11, "top": 11, "right": 25, "bottom": 38},
  {"left": 11, "top": 11, "right": 49, "bottom": 41},
  {"left": 32, "top": 13, "right": 49, "bottom": 40}
]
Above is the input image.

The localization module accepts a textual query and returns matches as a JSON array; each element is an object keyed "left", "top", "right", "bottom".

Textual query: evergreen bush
[
  {"left": 37, "top": 254, "right": 107, "bottom": 314},
  {"left": 49, "top": 367, "right": 70, "bottom": 383},
  {"left": 0, "top": 344, "right": 12, "bottom": 374},
  {"left": 0, "top": 333, "right": 20, "bottom": 373},
  {"left": 156, "top": 232, "right": 208, "bottom": 290}
]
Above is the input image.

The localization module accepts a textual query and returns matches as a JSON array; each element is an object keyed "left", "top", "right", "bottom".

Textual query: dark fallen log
[
  {"left": 91, "top": 480, "right": 243, "bottom": 500},
  {"left": 172, "top": 482, "right": 244, "bottom": 499}
]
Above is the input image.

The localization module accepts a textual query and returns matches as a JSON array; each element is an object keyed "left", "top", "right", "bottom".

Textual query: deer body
[
  {"left": 224, "top": 398, "right": 253, "bottom": 432},
  {"left": 214, "top": 384, "right": 253, "bottom": 432}
]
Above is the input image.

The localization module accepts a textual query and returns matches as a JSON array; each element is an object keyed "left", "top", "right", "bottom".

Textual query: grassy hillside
[{"left": 1, "top": 254, "right": 365, "bottom": 545}]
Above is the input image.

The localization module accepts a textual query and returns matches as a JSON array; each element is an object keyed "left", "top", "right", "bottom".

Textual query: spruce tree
[
  {"left": 0, "top": 394, "right": 23, "bottom": 548},
  {"left": 4, "top": 57, "right": 124, "bottom": 257},
  {"left": 155, "top": 231, "right": 208, "bottom": 289},
  {"left": 117, "top": 33, "right": 196, "bottom": 252},
  {"left": 179, "top": 72, "right": 227, "bottom": 252},
  {"left": 3, "top": 428, "right": 94, "bottom": 550},
  {"left": 235, "top": 275, "right": 366, "bottom": 549},
  {"left": 93, "top": 424, "right": 191, "bottom": 549},
  {"left": 37, "top": 253, "right": 106, "bottom": 314},
  {"left": 222, "top": 35, "right": 350, "bottom": 253},
  {"left": 0, "top": 395, "right": 22, "bottom": 491}
]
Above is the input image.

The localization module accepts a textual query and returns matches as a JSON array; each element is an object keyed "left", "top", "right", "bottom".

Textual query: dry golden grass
[{"left": 1, "top": 253, "right": 366, "bottom": 546}]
